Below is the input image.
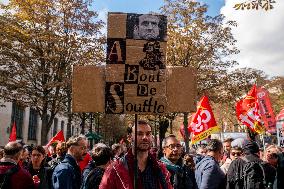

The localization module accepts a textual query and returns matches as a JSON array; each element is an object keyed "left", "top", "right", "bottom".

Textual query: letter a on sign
[{"left": 108, "top": 41, "right": 122, "bottom": 63}]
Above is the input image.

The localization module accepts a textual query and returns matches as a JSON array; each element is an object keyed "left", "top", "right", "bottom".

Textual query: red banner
[
  {"left": 236, "top": 85, "right": 265, "bottom": 134},
  {"left": 189, "top": 96, "right": 220, "bottom": 144},
  {"left": 257, "top": 87, "right": 276, "bottom": 133}
]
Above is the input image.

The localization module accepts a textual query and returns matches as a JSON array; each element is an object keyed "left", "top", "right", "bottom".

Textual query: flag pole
[
  {"left": 183, "top": 112, "right": 189, "bottom": 153},
  {"left": 134, "top": 114, "right": 138, "bottom": 189}
]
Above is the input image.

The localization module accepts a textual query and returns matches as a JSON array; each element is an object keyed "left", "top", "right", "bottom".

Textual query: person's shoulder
[
  {"left": 53, "top": 161, "right": 72, "bottom": 174},
  {"left": 103, "top": 160, "right": 127, "bottom": 181},
  {"left": 157, "top": 160, "right": 167, "bottom": 169},
  {"left": 17, "top": 166, "right": 33, "bottom": 177},
  {"left": 199, "top": 156, "right": 216, "bottom": 165},
  {"left": 12, "top": 167, "right": 34, "bottom": 185}
]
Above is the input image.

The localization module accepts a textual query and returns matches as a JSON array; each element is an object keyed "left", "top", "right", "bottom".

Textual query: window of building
[
  {"left": 53, "top": 118, "right": 58, "bottom": 136},
  {"left": 61, "top": 121, "right": 65, "bottom": 133},
  {"left": 28, "top": 108, "right": 38, "bottom": 140},
  {"left": 11, "top": 102, "right": 24, "bottom": 139}
]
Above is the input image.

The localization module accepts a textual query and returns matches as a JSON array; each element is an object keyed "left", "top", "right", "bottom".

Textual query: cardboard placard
[
  {"left": 107, "top": 13, "right": 127, "bottom": 38},
  {"left": 72, "top": 66, "right": 105, "bottom": 112},
  {"left": 72, "top": 12, "right": 197, "bottom": 114},
  {"left": 166, "top": 67, "right": 197, "bottom": 113}
]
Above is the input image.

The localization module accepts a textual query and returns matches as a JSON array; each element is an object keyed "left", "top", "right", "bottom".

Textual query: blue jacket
[
  {"left": 52, "top": 154, "right": 81, "bottom": 189},
  {"left": 193, "top": 154, "right": 204, "bottom": 165},
  {"left": 195, "top": 155, "right": 225, "bottom": 189}
]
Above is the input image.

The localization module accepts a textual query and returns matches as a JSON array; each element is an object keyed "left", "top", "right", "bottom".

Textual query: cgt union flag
[
  {"left": 236, "top": 85, "right": 265, "bottom": 134},
  {"left": 189, "top": 96, "right": 220, "bottom": 144}
]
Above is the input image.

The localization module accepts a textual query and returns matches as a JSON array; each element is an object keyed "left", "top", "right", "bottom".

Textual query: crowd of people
[{"left": 1, "top": 120, "right": 284, "bottom": 189}]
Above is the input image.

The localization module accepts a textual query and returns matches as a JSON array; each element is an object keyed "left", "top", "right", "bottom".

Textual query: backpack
[
  {"left": 81, "top": 167, "right": 104, "bottom": 189},
  {"left": 241, "top": 157, "right": 272, "bottom": 189},
  {"left": 0, "top": 164, "right": 19, "bottom": 189}
]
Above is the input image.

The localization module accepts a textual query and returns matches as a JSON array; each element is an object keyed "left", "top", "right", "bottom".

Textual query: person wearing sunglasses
[
  {"left": 221, "top": 146, "right": 243, "bottom": 174},
  {"left": 160, "top": 135, "right": 197, "bottom": 189}
]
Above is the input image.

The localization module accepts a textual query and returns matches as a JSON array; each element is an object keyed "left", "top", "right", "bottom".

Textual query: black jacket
[
  {"left": 226, "top": 154, "right": 274, "bottom": 189},
  {"left": 27, "top": 162, "right": 53, "bottom": 189},
  {"left": 81, "top": 165, "right": 105, "bottom": 189}
]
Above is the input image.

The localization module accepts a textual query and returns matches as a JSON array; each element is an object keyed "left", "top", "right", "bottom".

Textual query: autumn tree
[
  {"left": 159, "top": 0, "right": 277, "bottom": 137},
  {"left": 161, "top": 0, "right": 239, "bottom": 101},
  {"left": 0, "top": 0, "right": 104, "bottom": 144},
  {"left": 265, "top": 76, "right": 284, "bottom": 114},
  {"left": 99, "top": 114, "right": 128, "bottom": 145},
  {"left": 204, "top": 67, "right": 268, "bottom": 131}
]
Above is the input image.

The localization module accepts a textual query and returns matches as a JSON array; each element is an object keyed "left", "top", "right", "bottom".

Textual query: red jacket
[
  {"left": 0, "top": 160, "right": 34, "bottom": 189},
  {"left": 99, "top": 150, "right": 172, "bottom": 189}
]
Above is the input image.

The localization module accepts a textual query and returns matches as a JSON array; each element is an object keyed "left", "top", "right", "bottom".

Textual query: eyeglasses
[
  {"left": 166, "top": 144, "right": 182, "bottom": 150},
  {"left": 231, "top": 152, "right": 242, "bottom": 156}
]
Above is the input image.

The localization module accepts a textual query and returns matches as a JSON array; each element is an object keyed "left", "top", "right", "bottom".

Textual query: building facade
[{"left": 0, "top": 101, "right": 73, "bottom": 146}]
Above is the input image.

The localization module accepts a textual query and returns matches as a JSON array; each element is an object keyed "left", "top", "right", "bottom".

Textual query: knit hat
[{"left": 243, "top": 140, "right": 260, "bottom": 154}]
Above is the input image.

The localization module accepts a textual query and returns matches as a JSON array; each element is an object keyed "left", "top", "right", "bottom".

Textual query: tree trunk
[
  {"left": 80, "top": 113, "right": 86, "bottom": 134},
  {"left": 66, "top": 88, "right": 72, "bottom": 139},
  {"left": 41, "top": 112, "right": 48, "bottom": 145},
  {"left": 158, "top": 119, "right": 169, "bottom": 158}
]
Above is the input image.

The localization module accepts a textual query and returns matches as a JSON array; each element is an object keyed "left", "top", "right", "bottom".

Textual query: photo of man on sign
[{"left": 127, "top": 14, "right": 167, "bottom": 41}]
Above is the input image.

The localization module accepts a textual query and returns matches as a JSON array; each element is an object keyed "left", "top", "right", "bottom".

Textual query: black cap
[{"left": 243, "top": 140, "right": 260, "bottom": 155}]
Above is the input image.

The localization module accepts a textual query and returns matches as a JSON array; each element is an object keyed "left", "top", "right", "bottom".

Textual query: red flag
[
  {"left": 46, "top": 130, "right": 65, "bottom": 147},
  {"left": 257, "top": 87, "right": 276, "bottom": 133},
  {"left": 188, "top": 96, "right": 220, "bottom": 144},
  {"left": 236, "top": 85, "right": 265, "bottom": 134},
  {"left": 9, "top": 122, "right": 17, "bottom": 142}
]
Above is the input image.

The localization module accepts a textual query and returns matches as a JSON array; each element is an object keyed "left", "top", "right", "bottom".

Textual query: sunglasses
[
  {"left": 166, "top": 144, "right": 182, "bottom": 150},
  {"left": 231, "top": 152, "right": 242, "bottom": 156}
]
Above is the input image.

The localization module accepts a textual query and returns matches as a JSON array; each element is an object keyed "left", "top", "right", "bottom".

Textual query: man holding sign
[{"left": 99, "top": 120, "right": 172, "bottom": 189}]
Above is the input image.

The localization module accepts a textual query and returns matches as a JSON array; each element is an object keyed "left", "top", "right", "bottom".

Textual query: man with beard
[
  {"left": 99, "top": 120, "right": 172, "bottom": 189},
  {"left": 160, "top": 135, "right": 197, "bottom": 189},
  {"left": 52, "top": 135, "right": 87, "bottom": 189},
  {"left": 133, "top": 14, "right": 160, "bottom": 40}
]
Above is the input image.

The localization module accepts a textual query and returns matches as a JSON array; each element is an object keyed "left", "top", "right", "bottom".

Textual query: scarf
[{"left": 160, "top": 157, "right": 183, "bottom": 188}]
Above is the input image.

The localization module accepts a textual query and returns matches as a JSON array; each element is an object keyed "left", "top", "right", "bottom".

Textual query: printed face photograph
[{"left": 127, "top": 13, "right": 167, "bottom": 41}]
